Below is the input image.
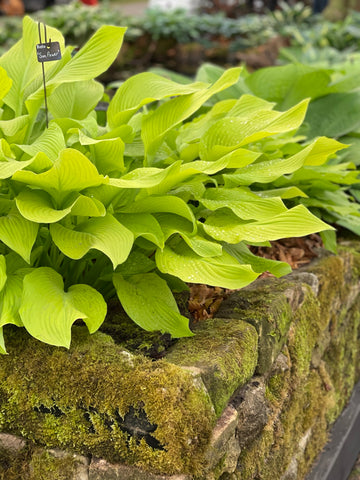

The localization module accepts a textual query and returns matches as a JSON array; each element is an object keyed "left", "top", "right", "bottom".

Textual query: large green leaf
[
  {"left": 0, "top": 16, "right": 65, "bottom": 115},
  {"left": 109, "top": 162, "right": 181, "bottom": 189},
  {"left": 15, "top": 122, "right": 65, "bottom": 162},
  {"left": 108, "top": 72, "right": 207, "bottom": 128},
  {"left": 223, "top": 137, "right": 344, "bottom": 186},
  {"left": 13, "top": 148, "right": 107, "bottom": 205},
  {"left": 224, "top": 242, "right": 291, "bottom": 277},
  {"left": 142, "top": 67, "right": 242, "bottom": 157},
  {"left": 155, "top": 242, "right": 259, "bottom": 289},
  {"left": 75, "top": 130, "right": 125, "bottom": 175},
  {"left": 303, "top": 92, "right": 360, "bottom": 139},
  {"left": 256, "top": 186, "right": 308, "bottom": 199},
  {"left": 195, "top": 62, "right": 250, "bottom": 102},
  {"left": 201, "top": 188, "right": 287, "bottom": 220},
  {"left": 200, "top": 100, "right": 309, "bottom": 161},
  {"left": 0, "top": 328, "right": 5, "bottom": 354},
  {"left": 0, "top": 66, "right": 12, "bottom": 101},
  {"left": 0, "top": 157, "right": 33, "bottom": 179},
  {"left": 20, "top": 267, "right": 106, "bottom": 347},
  {"left": 0, "top": 265, "right": 33, "bottom": 332},
  {"left": 204, "top": 205, "right": 332, "bottom": 243},
  {"left": 49, "top": 26, "right": 126, "bottom": 86},
  {"left": 115, "top": 213, "right": 164, "bottom": 248},
  {"left": 16, "top": 189, "right": 105, "bottom": 223},
  {"left": 0, "top": 115, "right": 29, "bottom": 142},
  {"left": 113, "top": 272, "right": 193, "bottom": 338},
  {"left": 245, "top": 64, "right": 331, "bottom": 109},
  {"left": 120, "top": 195, "right": 196, "bottom": 226},
  {"left": 50, "top": 214, "right": 133, "bottom": 268},
  {"left": 24, "top": 24, "right": 126, "bottom": 120},
  {"left": 48, "top": 80, "right": 104, "bottom": 120},
  {"left": 0, "top": 209, "right": 38, "bottom": 263}
]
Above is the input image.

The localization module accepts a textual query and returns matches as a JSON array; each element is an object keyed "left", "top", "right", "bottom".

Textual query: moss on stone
[
  {"left": 0, "top": 444, "right": 32, "bottom": 480},
  {"left": 216, "top": 279, "right": 301, "bottom": 375},
  {"left": 29, "top": 450, "right": 83, "bottom": 480},
  {"left": 0, "top": 326, "right": 215, "bottom": 476},
  {"left": 2, "top": 243, "right": 360, "bottom": 479},
  {"left": 287, "top": 287, "right": 321, "bottom": 380},
  {"left": 306, "top": 255, "right": 347, "bottom": 332},
  {"left": 166, "top": 318, "right": 258, "bottom": 416},
  {"left": 323, "top": 300, "right": 360, "bottom": 422}
]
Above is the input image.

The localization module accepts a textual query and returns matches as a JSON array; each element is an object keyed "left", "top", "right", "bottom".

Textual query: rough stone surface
[
  {"left": 231, "top": 377, "right": 269, "bottom": 448},
  {"left": 166, "top": 318, "right": 258, "bottom": 416},
  {"left": 89, "top": 459, "right": 191, "bottom": 480},
  {"left": 216, "top": 279, "right": 303, "bottom": 375},
  {"left": 204, "top": 405, "right": 239, "bottom": 471},
  {"left": 0, "top": 433, "right": 26, "bottom": 454}
]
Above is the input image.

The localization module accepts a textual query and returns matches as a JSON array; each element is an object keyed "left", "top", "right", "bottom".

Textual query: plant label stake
[{"left": 36, "top": 23, "right": 62, "bottom": 128}]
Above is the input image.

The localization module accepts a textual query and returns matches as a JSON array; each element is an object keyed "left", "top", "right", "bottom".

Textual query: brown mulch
[{"left": 188, "top": 234, "right": 323, "bottom": 322}]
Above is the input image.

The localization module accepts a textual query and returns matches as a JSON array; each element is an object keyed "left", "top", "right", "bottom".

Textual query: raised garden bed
[{"left": 1, "top": 240, "right": 360, "bottom": 479}]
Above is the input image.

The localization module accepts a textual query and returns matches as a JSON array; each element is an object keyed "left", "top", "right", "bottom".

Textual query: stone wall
[{"left": 0, "top": 242, "right": 360, "bottom": 480}]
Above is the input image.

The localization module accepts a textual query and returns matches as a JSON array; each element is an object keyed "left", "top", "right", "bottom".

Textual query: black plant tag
[{"left": 36, "top": 41, "right": 62, "bottom": 63}]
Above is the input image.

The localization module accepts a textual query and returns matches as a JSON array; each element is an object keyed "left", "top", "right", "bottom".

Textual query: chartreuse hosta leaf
[
  {"left": 113, "top": 273, "right": 192, "bottom": 338},
  {"left": 200, "top": 99, "right": 309, "bottom": 161},
  {"left": 0, "top": 115, "right": 29, "bottom": 144},
  {"left": 204, "top": 205, "right": 332, "bottom": 244},
  {"left": 0, "top": 330, "right": 5, "bottom": 354},
  {"left": 16, "top": 189, "right": 105, "bottom": 223},
  {"left": 120, "top": 196, "right": 196, "bottom": 227},
  {"left": 73, "top": 130, "right": 125, "bottom": 175},
  {"left": 224, "top": 242, "right": 291, "bottom": 278},
  {"left": 0, "top": 255, "right": 34, "bottom": 353},
  {"left": 0, "top": 16, "right": 65, "bottom": 116},
  {"left": 15, "top": 122, "right": 65, "bottom": 162},
  {"left": 13, "top": 148, "right": 107, "bottom": 205},
  {"left": 201, "top": 188, "right": 287, "bottom": 221},
  {"left": 0, "top": 66, "right": 12, "bottom": 102},
  {"left": 24, "top": 24, "right": 127, "bottom": 120},
  {"left": 0, "top": 157, "right": 33, "bottom": 180},
  {"left": 47, "top": 80, "right": 104, "bottom": 120},
  {"left": 109, "top": 163, "right": 181, "bottom": 190},
  {"left": 20, "top": 267, "right": 106, "bottom": 348},
  {"left": 257, "top": 186, "right": 308, "bottom": 199},
  {"left": 176, "top": 96, "right": 275, "bottom": 163},
  {"left": 116, "top": 213, "right": 165, "bottom": 248},
  {"left": 50, "top": 214, "right": 133, "bottom": 268},
  {"left": 156, "top": 241, "right": 259, "bottom": 289},
  {"left": 0, "top": 208, "right": 38, "bottom": 263},
  {"left": 142, "top": 67, "right": 243, "bottom": 158},
  {"left": 108, "top": 72, "right": 207, "bottom": 128},
  {"left": 223, "top": 137, "right": 345, "bottom": 187}
]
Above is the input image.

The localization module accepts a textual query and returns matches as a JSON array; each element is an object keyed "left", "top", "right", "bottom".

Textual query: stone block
[
  {"left": 166, "top": 318, "right": 258, "bottom": 416},
  {"left": 89, "top": 458, "right": 191, "bottom": 480}
]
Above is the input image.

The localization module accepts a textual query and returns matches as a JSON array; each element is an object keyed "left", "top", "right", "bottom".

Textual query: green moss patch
[
  {"left": 216, "top": 279, "right": 302, "bottom": 375},
  {"left": 0, "top": 327, "right": 215, "bottom": 476},
  {"left": 166, "top": 318, "right": 258, "bottom": 416}
]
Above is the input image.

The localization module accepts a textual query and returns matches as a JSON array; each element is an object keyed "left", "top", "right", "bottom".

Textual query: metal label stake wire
[{"left": 38, "top": 22, "right": 49, "bottom": 129}]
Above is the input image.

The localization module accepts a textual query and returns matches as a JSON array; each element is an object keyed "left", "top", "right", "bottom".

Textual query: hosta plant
[
  {"left": 0, "top": 17, "right": 336, "bottom": 353},
  {"left": 182, "top": 62, "right": 360, "bottom": 249}
]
